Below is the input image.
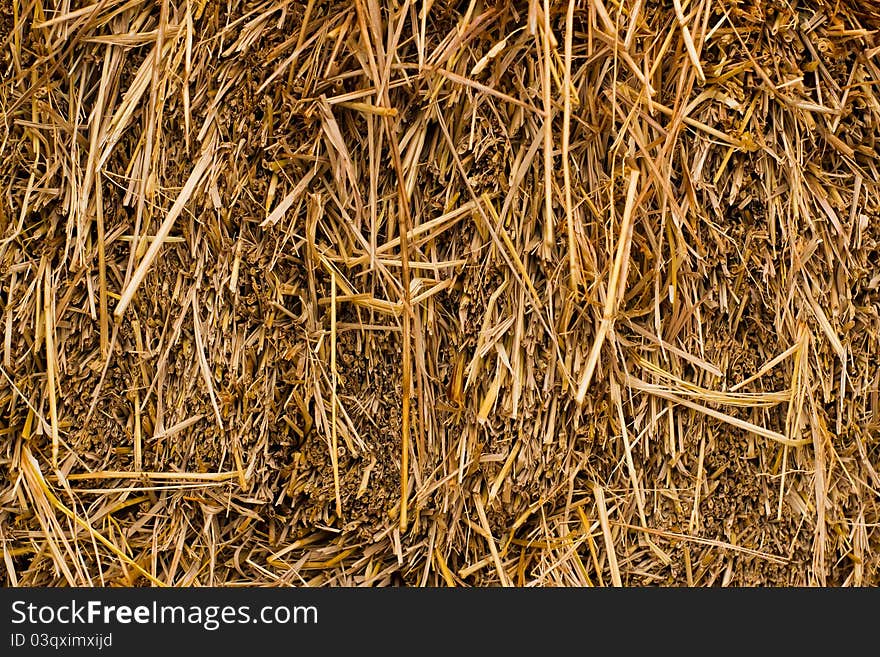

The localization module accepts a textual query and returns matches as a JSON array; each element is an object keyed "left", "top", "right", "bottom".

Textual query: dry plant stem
[
  {"left": 593, "top": 484, "right": 621, "bottom": 587},
  {"left": 474, "top": 492, "right": 510, "bottom": 587},
  {"left": 541, "top": 0, "right": 554, "bottom": 259},
  {"left": 43, "top": 268, "right": 60, "bottom": 469},
  {"left": 61, "top": 470, "right": 243, "bottom": 482},
  {"left": 331, "top": 271, "right": 342, "bottom": 518},
  {"left": 576, "top": 168, "right": 640, "bottom": 403},
  {"left": 95, "top": 175, "right": 109, "bottom": 358},
  {"left": 673, "top": 0, "right": 705, "bottom": 84},
  {"left": 563, "top": 0, "right": 576, "bottom": 288}
]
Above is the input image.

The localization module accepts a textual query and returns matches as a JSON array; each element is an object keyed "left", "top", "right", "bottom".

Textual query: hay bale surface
[{"left": 1, "top": 0, "right": 878, "bottom": 586}]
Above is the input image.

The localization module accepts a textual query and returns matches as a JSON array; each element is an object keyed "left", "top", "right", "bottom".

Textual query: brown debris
[{"left": 1, "top": 0, "right": 878, "bottom": 587}]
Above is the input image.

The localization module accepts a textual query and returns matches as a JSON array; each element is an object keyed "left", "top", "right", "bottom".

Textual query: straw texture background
[{"left": 1, "top": 0, "right": 878, "bottom": 586}]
